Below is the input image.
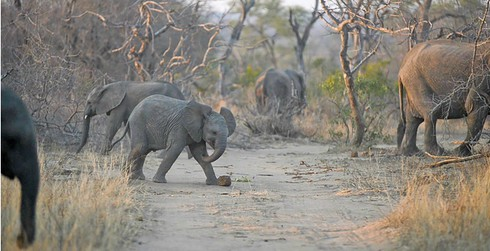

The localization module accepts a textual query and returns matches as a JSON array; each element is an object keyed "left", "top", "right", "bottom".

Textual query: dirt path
[{"left": 126, "top": 141, "right": 396, "bottom": 250}]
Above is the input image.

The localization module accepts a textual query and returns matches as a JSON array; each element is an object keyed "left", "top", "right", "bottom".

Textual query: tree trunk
[
  {"left": 216, "top": 0, "right": 255, "bottom": 96},
  {"left": 288, "top": 1, "right": 319, "bottom": 82},
  {"left": 339, "top": 27, "right": 366, "bottom": 148},
  {"left": 418, "top": 0, "right": 432, "bottom": 42}
]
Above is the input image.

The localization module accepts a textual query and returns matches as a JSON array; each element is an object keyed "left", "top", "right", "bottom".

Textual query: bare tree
[
  {"left": 400, "top": 0, "right": 483, "bottom": 46},
  {"left": 68, "top": 1, "right": 223, "bottom": 87},
  {"left": 216, "top": 0, "right": 255, "bottom": 96},
  {"left": 320, "top": 0, "right": 403, "bottom": 148},
  {"left": 288, "top": 0, "right": 319, "bottom": 81}
]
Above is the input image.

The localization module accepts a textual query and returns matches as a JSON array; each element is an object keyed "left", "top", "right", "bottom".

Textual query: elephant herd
[{"left": 1, "top": 38, "right": 489, "bottom": 248}]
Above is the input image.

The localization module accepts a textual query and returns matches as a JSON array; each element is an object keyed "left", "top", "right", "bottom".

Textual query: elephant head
[
  {"left": 183, "top": 101, "right": 236, "bottom": 163},
  {"left": 76, "top": 83, "right": 126, "bottom": 153}
]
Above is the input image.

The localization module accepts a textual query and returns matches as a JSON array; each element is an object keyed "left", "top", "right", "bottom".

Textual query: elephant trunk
[
  {"left": 76, "top": 116, "right": 91, "bottom": 153},
  {"left": 18, "top": 157, "right": 39, "bottom": 248},
  {"left": 202, "top": 132, "right": 227, "bottom": 163}
]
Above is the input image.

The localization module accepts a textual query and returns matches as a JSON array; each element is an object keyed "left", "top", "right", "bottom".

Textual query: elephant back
[
  {"left": 263, "top": 69, "right": 290, "bottom": 99},
  {"left": 129, "top": 95, "right": 187, "bottom": 148},
  {"left": 126, "top": 82, "right": 184, "bottom": 105}
]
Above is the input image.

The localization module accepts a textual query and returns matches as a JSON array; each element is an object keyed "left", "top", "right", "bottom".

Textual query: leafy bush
[
  {"left": 235, "top": 65, "right": 263, "bottom": 88},
  {"left": 319, "top": 60, "right": 397, "bottom": 144}
]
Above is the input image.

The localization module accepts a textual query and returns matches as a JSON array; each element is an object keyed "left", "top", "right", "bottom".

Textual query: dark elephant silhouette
[{"left": 2, "top": 87, "right": 40, "bottom": 248}]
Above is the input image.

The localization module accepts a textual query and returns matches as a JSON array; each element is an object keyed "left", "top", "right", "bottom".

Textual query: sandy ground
[{"left": 124, "top": 139, "right": 399, "bottom": 251}]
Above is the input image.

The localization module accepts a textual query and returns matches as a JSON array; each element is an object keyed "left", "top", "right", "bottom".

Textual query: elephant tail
[
  {"left": 398, "top": 78, "right": 406, "bottom": 126},
  {"left": 397, "top": 78, "right": 406, "bottom": 149},
  {"left": 110, "top": 124, "right": 130, "bottom": 151}
]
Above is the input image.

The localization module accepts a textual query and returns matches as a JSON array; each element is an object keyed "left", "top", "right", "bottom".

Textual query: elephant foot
[
  {"left": 16, "top": 231, "right": 31, "bottom": 249},
  {"left": 205, "top": 177, "right": 218, "bottom": 185},
  {"left": 399, "top": 146, "right": 421, "bottom": 156},
  {"left": 152, "top": 175, "right": 167, "bottom": 183},
  {"left": 425, "top": 145, "right": 447, "bottom": 156},
  {"left": 129, "top": 171, "right": 145, "bottom": 180},
  {"left": 453, "top": 144, "right": 472, "bottom": 157}
]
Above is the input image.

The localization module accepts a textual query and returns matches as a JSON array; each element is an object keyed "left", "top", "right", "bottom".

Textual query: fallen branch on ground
[{"left": 426, "top": 153, "right": 485, "bottom": 168}]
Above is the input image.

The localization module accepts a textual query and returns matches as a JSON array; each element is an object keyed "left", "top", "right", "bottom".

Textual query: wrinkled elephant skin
[
  {"left": 397, "top": 40, "right": 490, "bottom": 156},
  {"left": 120, "top": 95, "right": 236, "bottom": 185},
  {"left": 76, "top": 81, "right": 185, "bottom": 154}
]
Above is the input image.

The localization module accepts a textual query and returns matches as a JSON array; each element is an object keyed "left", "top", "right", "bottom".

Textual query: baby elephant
[{"left": 116, "top": 95, "right": 236, "bottom": 185}]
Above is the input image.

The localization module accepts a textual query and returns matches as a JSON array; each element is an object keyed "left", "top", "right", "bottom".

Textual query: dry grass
[
  {"left": 387, "top": 157, "right": 490, "bottom": 250},
  {"left": 1, "top": 148, "right": 142, "bottom": 250}
]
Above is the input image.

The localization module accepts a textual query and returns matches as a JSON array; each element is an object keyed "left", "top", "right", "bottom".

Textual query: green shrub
[{"left": 319, "top": 60, "right": 396, "bottom": 144}]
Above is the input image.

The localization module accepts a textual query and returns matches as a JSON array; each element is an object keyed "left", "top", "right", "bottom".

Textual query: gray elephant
[
  {"left": 113, "top": 95, "right": 236, "bottom": 185},
  {"left": 255, "top": 68, "right": 307, "bottom": 116},
  {"left": 77, "top": 81, "right": 185, "bottom": 154},
  {"left": 397, "top": 39, "right": 490, "bottom": 156},
  {"left": 1, "top": 88, "right": 40, "bottom": 248}
]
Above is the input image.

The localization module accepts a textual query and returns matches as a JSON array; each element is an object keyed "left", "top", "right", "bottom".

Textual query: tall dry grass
[
  {"left": 1, "top": 148, "right": 142, "bottom": 250},
  {"left": 387, "top": 157, "right": 490, "bottom": 250}
]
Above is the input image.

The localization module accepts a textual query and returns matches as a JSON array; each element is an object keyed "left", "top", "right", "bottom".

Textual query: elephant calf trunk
[{"left": 202, "top": 136, "right": 227, "bottom": 163}]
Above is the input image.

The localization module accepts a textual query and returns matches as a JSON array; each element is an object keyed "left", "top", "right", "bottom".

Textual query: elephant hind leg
[
  {"left": 127, "top": 144, "right": 148, "bottom": 180},
  {"left": 423, "top": 114, "right": 446, "bottom": 155},
  {"left": 400, "top": 115, "right": 423, "bottom": 155}
]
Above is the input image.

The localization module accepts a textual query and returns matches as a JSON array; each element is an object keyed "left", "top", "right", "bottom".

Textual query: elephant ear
[
  {"left": 220, "top": 107, "right": 236, "bottom": 137},
  {"left": 95, "top": 84, "right": 127, "bottom": 114},
  {"left": 183, "top": 100, "right": 212, "bottom": 142}
]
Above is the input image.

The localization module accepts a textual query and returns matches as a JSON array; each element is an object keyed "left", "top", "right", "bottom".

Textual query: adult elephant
[
  {"left": 112, "top": 95, "right": 236, "bottom": 185},
  {"left": 76, "top": 81, "right": 185, "bottom": 154},
  {"left": 255, "top": 68, "right": 306, "bottom": 116},
  {"left": 1, "top": 88, "right": 40, "bottom": 248},
  {"left": 397, "top": 39, "right": 490, "bottom": 156}
]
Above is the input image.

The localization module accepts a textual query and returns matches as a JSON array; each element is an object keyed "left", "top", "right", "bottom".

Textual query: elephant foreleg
[
  {"left": 189, "top": 143, "right": 218, "bottom": 185},
  {"left": 17, "top": 158, "right": 39, "bottom": 248},
  {"left": 153, "top": 145, "right": 184, "bottom": 183},
  {"left": 102, "top": 115, "right": 124, "bottom": 155}
]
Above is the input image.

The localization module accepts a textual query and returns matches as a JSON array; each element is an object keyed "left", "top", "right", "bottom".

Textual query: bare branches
[
  {"left": 66, "top": 1, "right": 224, "bottom": 85},
  {"left": 472, "top": 0, "right": 490, "bottom": 68},
  {"left": 425, "top": 152, "right": 486, "bottom": 168},
  {"left": 288, "top": 0, "right": 320, "bottom": 78},
  {"left": 351, "top": 37, "right": 382, "bottom": 74},
  {"left": 65, "top": 11, "right": 127, "bottom": 28},
  {"left": 216, "top": 0, "right": 255, "bottom": 96}
]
